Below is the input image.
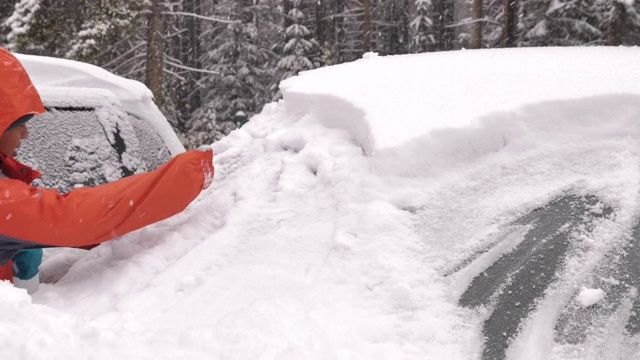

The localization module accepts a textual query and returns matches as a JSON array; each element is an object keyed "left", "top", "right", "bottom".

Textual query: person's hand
[{"left": 197, "top": 146, "right": 214, "bottom": 189}]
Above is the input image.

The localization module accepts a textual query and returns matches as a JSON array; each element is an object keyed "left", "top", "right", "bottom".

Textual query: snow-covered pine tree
[
  {"left": 316, "top": 0, "right": 351, "bottom": 64},
  {"left": 4, "top": 0, "right": 151, "bottom": 98},
  {"left": 332, "top": 0, "right": 367, "bottom": 62},
  {"left": 376, "top": 0, "right": 410, "bottom": 55},
  {"left": 6, "top": 0, "right": 143, "bottom": 61},
  {"left": 519, "top": 0, "right": 640, "bottom": 46},
  {"left": 163, "top": 0, "right": 208, "bottom": 138},
  {"left": 278, "top": 0, "right": 318, "bottom": 80},
  {"left": 185, "top": 0, "right": 276, "bottom": 148},
  {"left": 313, "top": 0, "right": 335, "bottom": 65},
  {"left": 4, "top": 0, "right": 82, "bottom": 56},
  {"left": 0, "top": 1, "right": 14, "bottom": 45},
  {"left": 66, "top": 1, "right": 145, "bottom": 65},
  {"left": 597, "top": 0, "right": 640, "bottom": 45},
  {"left": 253, "top": 0, "right": 283, "bottom": 94},
  {"left": 411, "top": 0, "right": 434, "bottom": 52},
  {"left": 459, "top": 0, "right": 522, "bottom": 48},
  {"left": 522, "top": 0, "right": 603, "bottom": 46},
  {"left": 431, "top": 0, "right": 456, "bottom": 50}
]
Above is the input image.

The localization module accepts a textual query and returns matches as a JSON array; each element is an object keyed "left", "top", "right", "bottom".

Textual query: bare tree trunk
[
  {"left": 502, "top": 0, "right": 518, "bottom": 47},
  {"left": 332, "top": 0, "right": 347, "bottom": 61},
  {"left": 146, "top": 0, "right": 165, "bottom": 108},
  {"left": 175, "top": 0, "right": 201, "bottom": 133},
  {"left": 470, "top": 0, "right": 483, "bottom": 48},
  {"left": 384, "top": 0, "right": 409, "bottom": 55},
  {"left": 363, "top": 0, "right": 372, "bottom": 52},
  {"left": 606, "top": 3, "right": 627, "bottom": 46},
  {"left": 316, "top": 0, "right": 328, "bottom": 45}
]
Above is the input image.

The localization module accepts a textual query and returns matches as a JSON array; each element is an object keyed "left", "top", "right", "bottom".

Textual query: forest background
[{"left": 1, "top": 0, "right": 639, "bottom": 149}]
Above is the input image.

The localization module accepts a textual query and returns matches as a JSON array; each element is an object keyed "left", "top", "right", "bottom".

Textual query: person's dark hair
[{"left": 7, "top": 114, "right": 34, "bottom": 130}]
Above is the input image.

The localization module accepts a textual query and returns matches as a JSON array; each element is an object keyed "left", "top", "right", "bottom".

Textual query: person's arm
[{"left": 0, "top": 149, "right": 213, "bottom": 248}]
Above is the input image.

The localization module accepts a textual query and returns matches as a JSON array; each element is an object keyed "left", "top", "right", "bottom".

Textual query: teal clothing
[{"left": 12, "top": 249, "right": 42, "bottom": 280}]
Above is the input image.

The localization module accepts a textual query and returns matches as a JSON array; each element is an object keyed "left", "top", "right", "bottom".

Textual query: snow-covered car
[
  {"left": 12, "top": 47, "right": 640, "bottom": 359},
  {"left": 14, "top": 54, "right": 184, "bottom": 192}
]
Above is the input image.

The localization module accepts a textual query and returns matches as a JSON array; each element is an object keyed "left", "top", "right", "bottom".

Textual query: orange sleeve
[{"left": 0, "top": 149, "right": 213, "bottom": 247}]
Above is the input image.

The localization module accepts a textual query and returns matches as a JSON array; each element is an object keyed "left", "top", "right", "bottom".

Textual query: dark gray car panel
[{"left": 456, "top": 194, "right": 615, "bottom": 360}]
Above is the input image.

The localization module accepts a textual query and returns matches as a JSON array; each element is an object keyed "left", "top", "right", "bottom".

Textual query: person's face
[{"left": 0, "top": 123, "right": 28, "bottom": 157}]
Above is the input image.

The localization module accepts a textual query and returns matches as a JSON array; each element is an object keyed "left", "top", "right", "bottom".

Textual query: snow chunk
[{"left": 575, "top": 287, "right": 605, "bottom": 308}]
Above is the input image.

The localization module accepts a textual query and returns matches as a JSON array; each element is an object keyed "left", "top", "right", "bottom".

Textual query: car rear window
[{"left": 20, "top": 106, "right": 170, "bottom": 192}]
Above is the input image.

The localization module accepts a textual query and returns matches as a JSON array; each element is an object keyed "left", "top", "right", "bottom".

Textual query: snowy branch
[
  {"left": 120, "top": 63, "right": 146, "bottom": 78},
  {"left": 165, "top": 60, "right": 220, "bottom": 75},
  {"left": 446, "top": 18, "right": 502, "bottom": 28},
  {"left": 163, "top": 11, "right": 239, "bottom": 24},
  {"left": 102, "top": 43, "right": 147, "bottom": 69},
  {"left": 111, "top": 54, "right": 147, "bottom": 73},
  {"left": 163, "top": 67, "right": 187, "bottom": 81}
]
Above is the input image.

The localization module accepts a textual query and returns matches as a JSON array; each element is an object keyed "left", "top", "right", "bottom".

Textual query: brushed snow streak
[
  {"left": 459, "top": 195, "right": 612, "bottom": 360},
  {"left": 556, "top": 215, "right": 640, "bottom": 344}
]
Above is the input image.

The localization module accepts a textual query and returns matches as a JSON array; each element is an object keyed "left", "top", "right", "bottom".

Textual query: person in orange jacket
[{"left": 0, "top": 48, "right": 214, "bottom": 293}]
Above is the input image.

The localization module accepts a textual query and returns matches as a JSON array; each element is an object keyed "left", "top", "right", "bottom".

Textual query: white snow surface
[
  {"left": 15, "top": 53, "right": 185, "bottom": 155},
  {"left": 4, "top": 46, "right": 640, "bottom": 359},
  {"left": 281, "top": 47, "right": 640, "bottom": 155}
]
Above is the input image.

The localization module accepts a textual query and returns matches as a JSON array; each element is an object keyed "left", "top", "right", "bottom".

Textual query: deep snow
[{"left": 4, "top": 47, "right": 640, "bottom": 359}]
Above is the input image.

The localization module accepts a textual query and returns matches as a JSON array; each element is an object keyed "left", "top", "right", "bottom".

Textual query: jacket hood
[{"left": 0, "top": 48, "right": 45, "bottom": 136}]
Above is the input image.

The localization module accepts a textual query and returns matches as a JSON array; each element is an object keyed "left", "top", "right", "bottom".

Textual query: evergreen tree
[
  {"left": 411, "top": 0, "right": 434, "bottom": 52},
  {"left": 376, "top": 0, "right": 410, "bottom": 55},
  {"left": 334, "top": 0, "right": 369, "bottom": 61},
  {"left": 523, "top": 0, "right": 603, "bottom": 46},
  {"left": 519, "top": 0, "right": 550, "bottom": 46},
  {"left": 166, "top": 0, "right": 205, "bottom": 135},
  {"left": 431, "top": 0, "right": 456, "bottom": 50},
  {"left": 186, "top": 0, "right": 276, "bottom": 147},
  {"left": 0, "top": 1, "right": 14, "bottom": 45},
  {"left": 278, "top": 0, "right": 318, "bottom": 80},
  {"left": 319, "top": 0, "right": 350, "bottom": 64},
  {"left": 4, "top": 0, "right": 82, "bottom": 56},
  {"left": 598, "top": 0, "right": 640, "bottom": 45},
  {"left": 66, "top": 1, "right": 145, "bottom": 63}
]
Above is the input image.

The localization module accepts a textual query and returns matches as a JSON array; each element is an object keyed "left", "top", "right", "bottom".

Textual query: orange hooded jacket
[{"left": 0, "top": 48, "right": 214, "bottom": 279}]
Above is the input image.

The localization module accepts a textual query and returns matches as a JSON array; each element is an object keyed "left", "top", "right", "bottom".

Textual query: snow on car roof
[
  {"left": 15, "top": 53, "right": 185, "bottom": 154},
  {"left": 36, "top": 86, "right": 122, "bottom": 109},
  {"left": 281, "top": 47, "right": 640, "bottom": 155}
]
